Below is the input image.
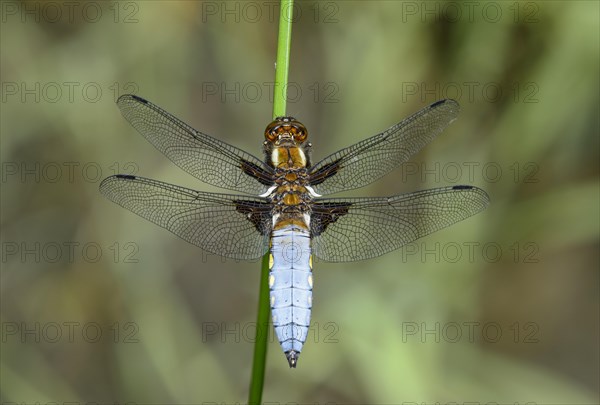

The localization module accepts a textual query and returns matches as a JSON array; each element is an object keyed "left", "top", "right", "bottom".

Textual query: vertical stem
[
  {"left": 248, "top": 254, "right": 271, "bottom": 405},
  {"left": 248, "top": 1, "right": 294, "bottom": 404},
  {"left": 273, "top": 0, "right": 294, "bottom": 119}
]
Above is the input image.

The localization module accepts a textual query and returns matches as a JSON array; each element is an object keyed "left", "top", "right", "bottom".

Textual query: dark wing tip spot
[
  {"left": 130, "top": 94, "right": 148, "bottom": 104},
  {"left": 453, "top": 185, "right": 473, "bottom": 190},
  {"left": 116, "top": 174, "right": 137, "bottom": 180},
  {"left": 430, "top": 98, "right": 459, "bottom": 109},
  {"left": 117, "top": 94, "right": 147, "bottom": 104}
]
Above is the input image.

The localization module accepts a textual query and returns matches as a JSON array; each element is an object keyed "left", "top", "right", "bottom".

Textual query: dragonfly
[{"left": 100, "top": 95, "right": 489, "bottom": 368}]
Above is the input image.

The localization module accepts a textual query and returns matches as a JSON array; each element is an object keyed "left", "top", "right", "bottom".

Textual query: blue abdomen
[{"left": 269, "top": 225, "right": 313, "bottom": 368}]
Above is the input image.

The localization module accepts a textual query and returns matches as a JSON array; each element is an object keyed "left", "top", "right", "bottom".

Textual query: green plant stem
[
  {"left": 248, "top": 1, "right": 294, "bottom": 403},
  {"left": 273, "top": 0, "right": 294, "bottom": 119},
  {"left": 248, "top": 254, "right": 271, "bottom": 405}
]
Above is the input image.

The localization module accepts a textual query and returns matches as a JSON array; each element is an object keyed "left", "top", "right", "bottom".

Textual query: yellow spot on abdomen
[
  {"left": 273, "top": 218, "right": 309, "bottom": 230},
  {"left": 283, "top": 193, "right": 300, "bottom": 206}
]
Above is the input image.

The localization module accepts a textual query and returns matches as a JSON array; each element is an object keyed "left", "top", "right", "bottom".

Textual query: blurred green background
[{"left": 1, "top": 0, "right": 598, "bottom": 403}]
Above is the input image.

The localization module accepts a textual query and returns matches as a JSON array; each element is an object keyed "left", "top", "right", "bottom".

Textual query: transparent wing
[
  {"left": 99, "top": 175, "right": 272, "bottom": 260},
  {"left": 310, "top": 185, "right": 489, "bottom": 262},
  {"left": 308, "top": 99, "right": 460, "bottom": 195},
  {"left": 117, "top": 95, "right": 273, "bottom": 195}
]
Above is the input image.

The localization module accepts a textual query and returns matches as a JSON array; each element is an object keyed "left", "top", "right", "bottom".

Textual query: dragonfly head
[{"left": 265, "top": 117, "right": 308, "bottom": 145}]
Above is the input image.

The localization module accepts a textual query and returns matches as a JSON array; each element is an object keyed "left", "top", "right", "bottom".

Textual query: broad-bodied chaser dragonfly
[{"left": 100, "top": 95, "right": 489, "bottom": 367}]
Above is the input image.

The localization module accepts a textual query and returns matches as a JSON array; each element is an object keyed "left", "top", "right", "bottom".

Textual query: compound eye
[
  {"left": 292, "top": 121, "right": 308, "bottom": 142},
  {"left": 266, "top": 130, "right": 278, "bottom": 141},
  {"left": 295, "top": 130, "right": 307, "bottom": 142},
  {"left": 264, "top": 121, "right": 279, "bottom": 141}
]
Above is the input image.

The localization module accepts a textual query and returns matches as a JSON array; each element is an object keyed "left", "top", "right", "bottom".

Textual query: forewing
[
  {"left": 310, "top": 185, "right": 489, "bottom": 262},
  {"left": 99, "top": 175, "right": 272, "bottom": 260},
  {"left": 309, "top": 99, "right": 460, "bottom": 195},
  {"left": 117, "top": 95, "right": 273, "bottom": 195}
]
